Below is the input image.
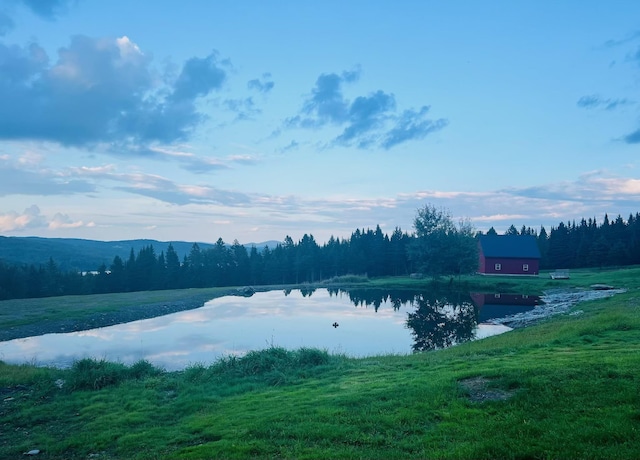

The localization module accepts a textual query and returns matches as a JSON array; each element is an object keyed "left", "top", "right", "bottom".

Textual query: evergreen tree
[
  {"left": 165, "top": 243, "right": 181, "bottom": 289},
  {"left": 248, "top": 246, "right": 264, "bottom": 285},
  {"left": 230, "top": 240, "right": 250, "bottom": 286},
  {"left": 43, "top": 257, "right": 62, "bottom": 297},
  {"left": 296, "top": 234, "right": 319, "bottom": 283},
  {"left": 547, "top": 223, "right": 572, "bottom": 268},
  {"left": 537, "top": 226, "right": 549, "bottom": 268},
  {"left": 389, "top": 227, "right": 409, "bottom": 276},
  {"left": 125, "top": 248, "right": 136, "bottom": 291},
  {"left": 505, "top": 225, "right": 519, "bottom": 235},
  {"left": 347, "top": 229, "right": 368, "bottom": 276},
  {"left": 134, "top": 245, "right": 158, "bottom": 291},
  {"left": 109, "top": 255, "right": 126, "bottom": 293},
  {"left": 187, "top": 243, "right": 204, "bottom": 287},
  {"left": 156, "top": 251, "right": 167, "bottom": 289}
]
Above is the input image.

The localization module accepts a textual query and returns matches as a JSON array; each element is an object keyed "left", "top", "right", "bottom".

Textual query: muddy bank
[{"left": 490, "top": 287, "right": 626, "bottom": 328}]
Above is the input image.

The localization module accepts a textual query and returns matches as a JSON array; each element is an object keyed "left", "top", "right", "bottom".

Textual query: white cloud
[
  {"left": 0, "top": 36, "right": 230, "bottom": 156},
  {"left": 48, "top": 213, "right": 85, "bottom": 229},
  {"left": 0, "top": 205, "right": 46, "bottom": 231},
  {"left": 115, "top": 36, "right": 144, "bottom": 62},
  {"left": 475, "top": 214, "right": 528, "bottom": 222}
]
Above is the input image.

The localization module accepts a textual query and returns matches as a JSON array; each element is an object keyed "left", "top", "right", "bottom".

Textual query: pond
[{"left": 0, "top": 288, "right": 521, "bottom": 371}]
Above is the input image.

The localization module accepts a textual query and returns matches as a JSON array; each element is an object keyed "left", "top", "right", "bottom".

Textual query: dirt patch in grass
[{"left": 459, "top": 376, "right": 516, "bottom": 403}]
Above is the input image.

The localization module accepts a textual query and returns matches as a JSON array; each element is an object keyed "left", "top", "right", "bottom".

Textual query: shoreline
[
  {"left": 492, "top": 287, "right": 625, "bottom": 328},
  {"left": 0, "top": 298, "right": 214, "bottom": 342},
  {"left": 1, "top": 282, "right": 624, "bottom": 343}
]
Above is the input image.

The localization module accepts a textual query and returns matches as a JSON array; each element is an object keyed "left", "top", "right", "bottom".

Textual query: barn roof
[{"left": 478, "top": 235, "right": 541, "bottom": 259}]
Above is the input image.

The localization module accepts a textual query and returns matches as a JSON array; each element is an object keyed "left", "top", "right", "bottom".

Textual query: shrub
[
  {"left": 296, "top": 347, "right": 330, "bottom": 367},
  {"left": 209, "top": 347, "right": 337, "bottom": 384},
  {"left": 66, "top": 358, "right": 163, "bottom": 391},
  {"left": 182, "top": 363, "right": 209, "bottom": 382},
  {"left": 66, "top": 358, "right": 128, "bottom": 390},
  {"left": 129, "top": 359, "right": 163, "bottom": 379},
  {"left": 323, "top": 275, "right": 369, "bottom": 284},
  {"left": 241, "top": 346, "right": 291, "bottom": 375}
]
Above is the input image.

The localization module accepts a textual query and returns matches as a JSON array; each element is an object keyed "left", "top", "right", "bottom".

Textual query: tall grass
[{"left": 64, "top": 358, "right": 163, "bottom": 391}]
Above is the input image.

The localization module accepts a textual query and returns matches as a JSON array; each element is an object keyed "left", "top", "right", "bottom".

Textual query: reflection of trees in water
[
  {"left": 300, "top": 287, "right": 316, "bottom": 297},
  {"left": 327, "top": 288, "right": 478, "bottom": 352},
  {"left": 284, "top": 287, "right": 317, "bottom": 297},
  {"left": 283, "top": 287, "right": 478, "bottom": 351},
  {"left": 327, "top": 288, "right": 419, "bottom": 312},
  {"left": 406, "top": 292, "right": 477, "bottom": 351}
]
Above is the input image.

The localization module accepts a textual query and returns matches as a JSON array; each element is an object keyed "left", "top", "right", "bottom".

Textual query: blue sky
[{"left": 1, "top": 0, "right": 640, "bottom": 245}]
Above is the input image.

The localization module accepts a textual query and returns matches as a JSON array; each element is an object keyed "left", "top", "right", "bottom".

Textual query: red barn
[{"left": 478, "top": 235, "right": 541, "bottom": 275}]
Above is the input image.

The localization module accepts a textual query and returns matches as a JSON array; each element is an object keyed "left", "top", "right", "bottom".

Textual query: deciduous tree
[{"left": 408, "top": 204, "right": 477, "bottom": 279}]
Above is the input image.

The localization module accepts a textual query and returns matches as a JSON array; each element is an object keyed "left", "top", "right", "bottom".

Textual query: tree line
[
  {"left": 1, "top": 208, "right": 639, "bottom": 300},
  {"left": 494, "top": 212, "right": 640, "bottom": 269},
  {"left": 0, "top": 226, "right": 412, "bottom": 300}
]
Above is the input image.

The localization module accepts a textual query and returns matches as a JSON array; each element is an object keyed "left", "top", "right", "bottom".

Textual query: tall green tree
[
  {"left": 165, "top": 243, "right": 181, "bottom": 289},
  {"left": 450, "top": 218, "right": 479, "bottom": 277},
  {"left": 187, "top": 243, "right": 204, "bottom": 287},
  {"left": 230, "top": 240, "right": 250, "bottom": 286},
  {"left": 389, "top": 227, "right": 409, "bottom": 276},
  {"left": 408, "top": 204, "right": 477, "bottom": 279},
  {"left": 505, "top": 224, "right": 519, "bottom": 235},
  {"left": 109, "top": 255, "right": 126, "bottom": 292},
  {"left": 296, "top": 234, "right": 319, "bottom": 283}
]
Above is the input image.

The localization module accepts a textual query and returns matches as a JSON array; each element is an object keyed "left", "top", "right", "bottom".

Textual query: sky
[{"left": 1, "top": 0, "right": 640, "bottom": 246}]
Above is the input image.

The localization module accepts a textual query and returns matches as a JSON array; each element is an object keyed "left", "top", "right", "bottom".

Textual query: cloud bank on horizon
[{"left": 1, "top": 1, "right": 640, "bottom": 244}]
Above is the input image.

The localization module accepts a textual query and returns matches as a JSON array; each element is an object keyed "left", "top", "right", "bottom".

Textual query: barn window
[
  {"left": 523, "top": 264, "right": 529, "bottom": 272},
  {"left": 494, "top": 263, "right": 501, "bottom": 271}
]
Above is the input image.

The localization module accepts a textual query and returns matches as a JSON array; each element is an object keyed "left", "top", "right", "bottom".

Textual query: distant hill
[
  {"left": 244, "top": 240, "right": 281, "bottom": 250},
  {"left": 0, "top": 236, "right": 281, "bottom": 272}
]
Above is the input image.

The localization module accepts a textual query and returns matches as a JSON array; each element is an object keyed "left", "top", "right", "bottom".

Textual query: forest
[{"left": 1, "top": 210, "right": 640, "bottom": 301}]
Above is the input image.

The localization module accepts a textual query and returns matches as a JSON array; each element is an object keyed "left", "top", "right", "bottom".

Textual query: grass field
[{"left": 1, "top": 267, "right": 639, "bottom": 459}]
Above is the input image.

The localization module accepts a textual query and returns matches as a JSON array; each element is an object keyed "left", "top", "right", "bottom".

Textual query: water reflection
[
  {"left": 328, "top": 288, "right": 419, "bottom": 312},
  {"left": 470, "top": 293, "right": 540, "bottom": 322},
  {"left": 0, "top": 288, "right": 519, "bottom": 370},
  {"left": 330, "top": 288, "right": 511, "bottom": 351},
  {"left": 406, "top": 292, "right": 477, "bottom": 351}
]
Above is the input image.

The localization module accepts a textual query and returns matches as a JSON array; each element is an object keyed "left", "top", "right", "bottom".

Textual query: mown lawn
[{"left": 1, "top": 267, "right": 639, "bottom": 459}]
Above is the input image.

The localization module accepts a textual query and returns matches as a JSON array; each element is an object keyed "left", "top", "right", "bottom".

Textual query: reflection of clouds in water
[
  {"left": 0, "top": 289, "right": 509, "bottom": 371},
  {"left": 474, "top": 324, "right": 512, "bottom": 340},
  {"left": 171, "top": 307, "right": 246, "bottom": 322},
  {"left": 205, "top": 291, "right": 414, "bottom": 320},
  {"left": 174, "top": 333, "right": 222, "bottom": 348},
  {"left": 7, "top": 338, "right": 44, "bottom": 354},
  {"left": 76, "top": 329, "right": 118, "bottom": 339}
]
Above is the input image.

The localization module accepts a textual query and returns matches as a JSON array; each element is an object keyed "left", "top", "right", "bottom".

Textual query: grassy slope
[{"left": 0, "top": 268, "right": 639, "bottom": 459}]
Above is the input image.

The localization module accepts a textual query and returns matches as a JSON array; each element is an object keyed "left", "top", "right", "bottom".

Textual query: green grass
[
  {"left": 367, "top": 266, "right": 628, "bottom": 295},
  {"left": 1, "top": 267, "right": 640, "bottom": 458}
]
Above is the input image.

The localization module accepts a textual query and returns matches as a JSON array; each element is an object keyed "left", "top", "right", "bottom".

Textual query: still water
[{"left": 0, "top": 288, "right": 517, "bottom": 371}]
